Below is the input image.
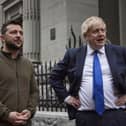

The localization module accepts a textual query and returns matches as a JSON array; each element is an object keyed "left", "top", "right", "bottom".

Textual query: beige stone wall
[
  {"left": 40, "top": 0, "right": 67, "bottom": 62},
  {"left": 40, "top": 0, "right": 98, "bottom": 62}
]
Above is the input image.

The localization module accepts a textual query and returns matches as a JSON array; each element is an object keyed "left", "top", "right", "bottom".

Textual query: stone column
[{"left": 23, "top": 0, "right": 40, "bottom": 61}]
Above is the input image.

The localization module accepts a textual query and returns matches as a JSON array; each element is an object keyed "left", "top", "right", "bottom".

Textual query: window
[{"left": 50, "top": 28, "right": 56, "bottom": 40}]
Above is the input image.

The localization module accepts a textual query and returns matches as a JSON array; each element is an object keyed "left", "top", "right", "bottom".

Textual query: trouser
[
  {"left": 75, "top": 109, "right": 126, "bottom": 126},
  {"left": 0, "top": 120, "right": 31, "bottom": 126}
]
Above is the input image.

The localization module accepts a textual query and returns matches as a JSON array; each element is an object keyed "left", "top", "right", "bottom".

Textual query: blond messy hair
[{"left": 81, "top": 16, "right": 106, "bottom": 40}]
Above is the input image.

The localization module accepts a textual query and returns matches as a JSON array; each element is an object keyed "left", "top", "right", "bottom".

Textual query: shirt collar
[{"left": 87, "top": 44, "right": 105, "bottom": 55}]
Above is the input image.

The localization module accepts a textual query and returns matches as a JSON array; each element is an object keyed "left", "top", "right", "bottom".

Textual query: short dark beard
[{"left": 5, "top": 42, "right": 22, "bottom": 51}]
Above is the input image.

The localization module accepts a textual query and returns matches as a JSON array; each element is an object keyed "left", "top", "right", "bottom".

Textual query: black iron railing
[{"left": 33, "top": 61, "right": 67, "bottom": 112}]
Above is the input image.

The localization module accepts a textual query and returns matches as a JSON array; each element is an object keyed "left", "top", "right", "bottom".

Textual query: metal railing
[{"left": 33, "top": 61, "right": 67, "bottom": 112}]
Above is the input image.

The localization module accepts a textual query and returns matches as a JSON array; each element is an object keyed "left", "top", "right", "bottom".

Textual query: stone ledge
[{"left": 32, "top": 111, "right": 75, "bottom": 126}]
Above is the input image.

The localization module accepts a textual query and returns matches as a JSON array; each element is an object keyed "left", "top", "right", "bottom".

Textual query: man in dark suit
[{"left": 49, "top": 16, "right": 126, "bottom": 126}]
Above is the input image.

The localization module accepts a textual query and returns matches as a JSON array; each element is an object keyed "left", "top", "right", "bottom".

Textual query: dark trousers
[
  {"left": 0, "top": 120, "right": 31, "bottom": 126},
  {"left": 75, "top": 109, "right": 126, "bottom": 126}
]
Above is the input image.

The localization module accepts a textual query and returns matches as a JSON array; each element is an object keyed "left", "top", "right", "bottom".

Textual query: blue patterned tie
[{"left": 93, "top": 51, "right": 104, "bottom": 116}]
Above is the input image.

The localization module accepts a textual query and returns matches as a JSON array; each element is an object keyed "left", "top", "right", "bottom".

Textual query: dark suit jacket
[{"left": 49, "top": 44, "right": 126, "bottom": 119}]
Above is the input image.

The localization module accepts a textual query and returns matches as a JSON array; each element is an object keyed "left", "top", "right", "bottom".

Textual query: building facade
[{"left": 0, "top": 0, "right": 126, "bottom": 62}]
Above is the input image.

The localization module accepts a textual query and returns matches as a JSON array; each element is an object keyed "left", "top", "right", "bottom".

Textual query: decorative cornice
[
  {"left": 1, "top": 0, "right": 22, "bottom": 11},
  {"left": 0, "top": 0, "right": 7, "bottom": 5}
]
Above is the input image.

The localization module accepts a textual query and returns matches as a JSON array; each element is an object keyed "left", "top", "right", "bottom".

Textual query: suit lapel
[
  {"left": 75, "top": 46, "right": 87, "bottom": 80},
  {"left": 105, "top": 44, "right": 117, "bottom": 77}
]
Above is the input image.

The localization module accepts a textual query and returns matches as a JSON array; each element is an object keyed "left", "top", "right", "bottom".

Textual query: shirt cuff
[{"left": 64, "top": 95, "right": 71, "bottom": 103}]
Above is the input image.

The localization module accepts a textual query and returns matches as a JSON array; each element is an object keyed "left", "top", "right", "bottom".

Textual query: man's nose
[
  {"left": 17, "top": 32, "right": 21, "bottom": 36},
  {"left": 98, "top": 31, "right": 105, "bottom": 37},
  {"left": 16, "top": 32, "right": 22, "bottom": 37}
]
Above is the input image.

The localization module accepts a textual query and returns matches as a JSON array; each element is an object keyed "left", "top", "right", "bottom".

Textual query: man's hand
[
  {"left": 7, "top": 112, "right": 27, "bottom": 125},
  {"left": 65, "top": 96, "right": 80, "bottom": 109},
  {"left": 115, "top": 95, "right": 126, "bottom": 106},
  {"left": 21, "top": 109, "right": 31, "bottom": 120}
]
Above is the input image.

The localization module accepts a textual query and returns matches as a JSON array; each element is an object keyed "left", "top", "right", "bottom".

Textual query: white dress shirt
[{"left": 78, "top": 44, "right": 125, "bottom": 110}]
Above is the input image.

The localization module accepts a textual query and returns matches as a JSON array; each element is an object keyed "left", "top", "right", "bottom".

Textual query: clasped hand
[{"left": 7, "top": 109, "right": 31, "bottom": 126}]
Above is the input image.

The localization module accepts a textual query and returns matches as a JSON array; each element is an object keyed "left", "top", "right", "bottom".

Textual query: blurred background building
[{"left": 0, "top": 0, "right": 126, "bottom": 62}]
